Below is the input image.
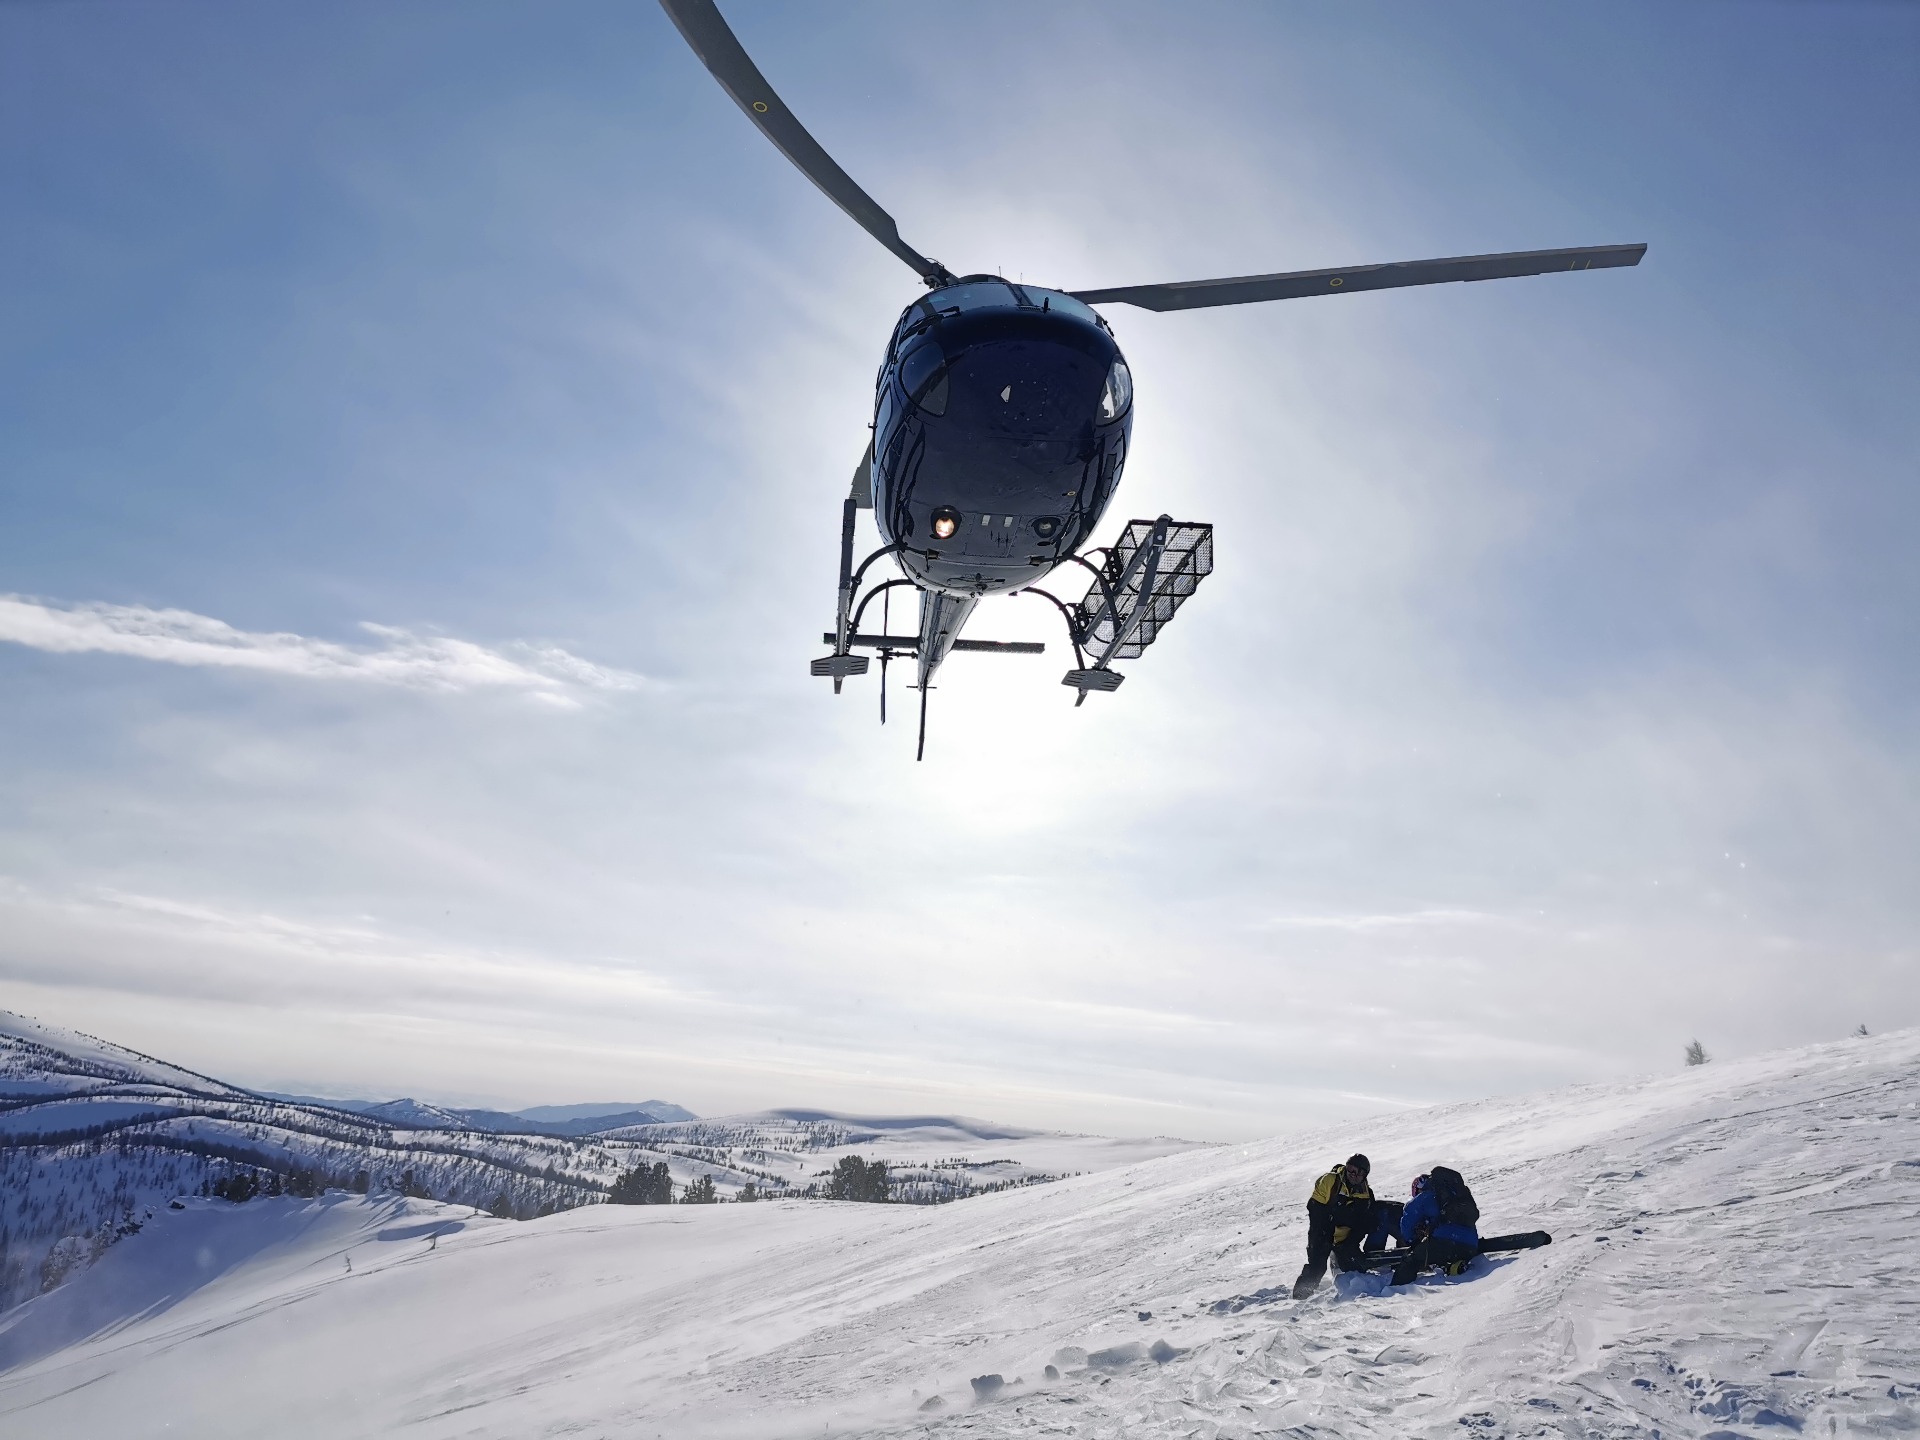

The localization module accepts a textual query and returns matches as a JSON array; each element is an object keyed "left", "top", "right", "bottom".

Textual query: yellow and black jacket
[{"left": 1307, "top": 1165, "right": 1375, "bottom": 1247}]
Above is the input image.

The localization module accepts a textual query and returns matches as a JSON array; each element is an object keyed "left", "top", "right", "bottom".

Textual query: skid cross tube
[
  {"left": 849, "top": 578, "right": 915, "bottom": 637},
  {"left": 818, "top": 537, "right": 911, "bottom": 691},
  {"left": 851, "top": 540, "right": 910, "bottom": 590},
  {"left": 1062, "top": 552, "right": 1119, "bottom": 633},
  {"left": 824, "top": 634, "right": 1044, "bottom": 654},
  {"left": 1019, "top": 588, "right": 1089, "bottom": 672}
]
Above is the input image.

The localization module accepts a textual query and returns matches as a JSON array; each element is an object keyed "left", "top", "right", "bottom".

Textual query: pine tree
[
  {"left": 682, "top": 1174, "right": 718, "bottom": 1204},
  {"left": 827, "top": 1156, "right": 891, "bottom": 1203},
  {"left": 1685, "top": 1039, "right": 1709, "bottom": 1067},
  {"left": 608, "top": 1161, "right": 675, "bottom": 1206}
]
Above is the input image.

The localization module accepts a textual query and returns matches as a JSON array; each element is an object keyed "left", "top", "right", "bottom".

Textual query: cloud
[
  {"left": 0, "top": 595, "right": 644, "bottom": 706},
  {"left": 1253, "top": 909, "right": 1515, "bottom": 935}
]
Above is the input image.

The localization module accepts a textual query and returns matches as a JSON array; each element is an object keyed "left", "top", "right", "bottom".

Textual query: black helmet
[{"left": 1346, "top": 1153, "right": 1371, "bottom": 1175}]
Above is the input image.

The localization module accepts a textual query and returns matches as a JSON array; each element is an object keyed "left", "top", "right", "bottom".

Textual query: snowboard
[
  {"left": 1212, "top": 1232, "right": 1554, "bottom": 1309},
  {"left": 1338, "top": 1231, "right": 1553, "bottom": 1273},
  {"left": 1476, "top": 1231, "right": 1553, "bottom": 1254}
]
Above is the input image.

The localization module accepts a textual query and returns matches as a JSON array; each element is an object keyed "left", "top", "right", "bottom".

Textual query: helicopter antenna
[
  {"left": 916, "top": 683, "right": 929, "bottom": 762},
  {"left": 879, "top": 587, "right": 890, "bottom": 725},
  {"left": 659, "top": 0, "right": 955, "bottom": 286}
]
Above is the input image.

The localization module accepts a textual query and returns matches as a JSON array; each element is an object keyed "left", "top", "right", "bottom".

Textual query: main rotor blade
[
  {"left": 1070, "top": 243, "right": 1646, "bottom": 312},
  {"left": 658, "top": 0, "right": 951, "bottom": 285}
]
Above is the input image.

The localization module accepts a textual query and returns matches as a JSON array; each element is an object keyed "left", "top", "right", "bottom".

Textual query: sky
[{"left": 2, "top": 0, "right": 1915, "bottom": 1141}]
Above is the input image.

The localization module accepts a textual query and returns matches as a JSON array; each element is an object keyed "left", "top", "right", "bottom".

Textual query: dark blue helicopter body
[
  {"left": 659, "top": 0, "right": 1645, "bottom": 754},
  {"left": 872, "top": 279, "right": 1132, "bottom": 599}
]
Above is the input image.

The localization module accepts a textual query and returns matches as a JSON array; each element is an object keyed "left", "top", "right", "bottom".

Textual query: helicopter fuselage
[
  {"left": 663, "top": 0, "right": 1646, "bottom": 754},
  {"left": 871, "top": 277, "right": 1133, "bottom": 598}
]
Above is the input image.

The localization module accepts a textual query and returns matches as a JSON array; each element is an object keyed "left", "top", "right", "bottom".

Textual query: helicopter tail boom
[{"left": 915, "top": 591, "right": 978, "bottom": 692}]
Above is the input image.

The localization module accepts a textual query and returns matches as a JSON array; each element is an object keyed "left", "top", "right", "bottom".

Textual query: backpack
[{"left": 1427, "top": 1166, "right": 1480, "bottom": 1228}]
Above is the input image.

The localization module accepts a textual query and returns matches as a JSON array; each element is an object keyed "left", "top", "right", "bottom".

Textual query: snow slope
[
  {"left": 252, "top": 1095, "right": 698, "bottom": 1134},
  {"left": 3, "top": 1030, "right": 1914, "bottom": 1438},
  {"left": 0, "top": 1009, "right": 246, "bottom": 1100},
  {"left": 0, "top": 1011, "right": 629, "bottom": 1308}
]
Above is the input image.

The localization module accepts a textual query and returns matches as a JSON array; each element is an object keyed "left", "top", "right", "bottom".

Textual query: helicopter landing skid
[
  {"left": 810, "top": 504, "right": 1213, "bottom": 737},
  {"left": 810, "top": 654, "right": 870, "bottom": 680},
  {"left": 1063, "top": 667, "right": 1125, "bottom": 694}
]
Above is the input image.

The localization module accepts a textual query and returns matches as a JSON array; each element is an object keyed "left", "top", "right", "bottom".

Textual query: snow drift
[{"left": 1, "top": 1029, "right": 1915, "bottom": 1438}]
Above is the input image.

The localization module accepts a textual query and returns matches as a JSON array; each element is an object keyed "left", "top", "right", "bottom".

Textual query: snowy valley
[
  {"left": 0, "top": 1011, "right": 1204, "bottom": 1311},
  {"left": 1, "top": 1021, "right": 1914, "bottom": 1438}
]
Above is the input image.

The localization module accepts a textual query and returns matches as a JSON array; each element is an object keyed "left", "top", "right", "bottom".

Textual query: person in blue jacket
[{"left": 1390, "top": 1172, "right": 1479, "bottom": 1284}]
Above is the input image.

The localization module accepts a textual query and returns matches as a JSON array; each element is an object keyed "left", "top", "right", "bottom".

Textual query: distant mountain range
[
  {"left": 253, "top": 1093, "right": 698, "bottom": 1135},
  {"left": 518, "top": 1101, "right": 698, "bottom": 1124},
  {"left": 0, "top": 1008, "right": 1204, "bottom": 1315}
]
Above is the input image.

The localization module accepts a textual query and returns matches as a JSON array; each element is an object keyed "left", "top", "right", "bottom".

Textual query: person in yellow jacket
[{"left": 1291, "top": 1153, "right": 1393, "bottom": 1298}]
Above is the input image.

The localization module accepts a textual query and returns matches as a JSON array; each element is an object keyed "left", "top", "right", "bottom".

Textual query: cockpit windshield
[
  {"left": 1016, "top": 288, "right": 1101, "bottom": 325},
  {"left": 925, "top": 280, "right": 1020, "bottom": 314},
  {"left": 899, "top": 338, "right": 949, "bottom": 415},
  {"left": 916, "top": 281, "right": 1102, "bottom": 326}
]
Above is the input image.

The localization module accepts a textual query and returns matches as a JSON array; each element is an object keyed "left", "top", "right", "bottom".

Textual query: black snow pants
[
  {"left": 1293, "top": 1199, "right": 1402, "bottom": 1298},
  {"left": 1389, "top": 1234, "right": 1476, "bottom": 1285}
]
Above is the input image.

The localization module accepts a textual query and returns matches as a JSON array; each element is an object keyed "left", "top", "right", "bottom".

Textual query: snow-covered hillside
[
  {"left": 0, "top": 1010, "right": 639, "bottom": 1308},
  {"left": 608, "top": 1110, "right": 1210, "bottom": 1203},
  {"left": 3, "top": 1030, "right": 1913, "bottom": 1439},
  {"left": 0, "top": 1012, "right": 1202, "bottom": 1311},
  {"left": 255, "top": 1093, "right": 697, "bottom": 1134},
  {"left": 0, "top": 1009, "right": 248, "bottom": 1100}
]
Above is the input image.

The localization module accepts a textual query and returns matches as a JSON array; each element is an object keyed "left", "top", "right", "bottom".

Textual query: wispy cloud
[
  {"left": 0, "top": 595, "right": 644, "bottom": 706},
  {"left": 1252, "top": 909, "right": 1518, "bottom": 934}
]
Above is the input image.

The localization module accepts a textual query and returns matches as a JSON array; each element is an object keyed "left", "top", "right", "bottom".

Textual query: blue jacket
[{"left": 1400, "top": 1186, "right": 1478, "bottom": 1248}]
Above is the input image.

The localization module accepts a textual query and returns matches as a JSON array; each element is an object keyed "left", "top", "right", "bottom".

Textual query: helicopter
[{"left": 660, "top": 0, "right": 1645, "bottom": 757}]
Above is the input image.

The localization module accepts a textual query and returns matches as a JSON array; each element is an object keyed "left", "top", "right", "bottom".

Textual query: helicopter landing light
[{"left": 931, "top": 507, "right": 961, "bottom": 540}]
